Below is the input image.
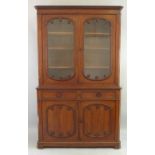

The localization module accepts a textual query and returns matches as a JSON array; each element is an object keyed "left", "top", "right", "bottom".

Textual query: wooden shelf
[
  {"left": 48, "top": 32, "right": 73, "bottom": 35},
  {"left": 48, "top": 66, "right": 109, "bottom": 69},
  {"left": 48, "top": 32, "right": 110, "bottom": 36},
  {"left": 85, "top": 32, "right": 110, "bottom": 36},
  {"left": 85, "top": 47, "right": 109, "bottom": 50},
  {"left": 48, "top": 47, "right": 109, "bottom": 51},
  {"left": 85, "top": 66, "right": 109, "bottom": 69},
  {"left": 48, "top": 66, "right": 73, "bottom": 69},
  {"left": 48, "top": 46, "right": 73, "bottom": 50}
]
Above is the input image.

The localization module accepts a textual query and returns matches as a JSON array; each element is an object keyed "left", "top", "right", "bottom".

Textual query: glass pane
[
  {"left": 84, "top": 19, "right": 111, "bottom": 80},
  {"left": 47, "top": 19, "right": 74, "bottom": 80}
]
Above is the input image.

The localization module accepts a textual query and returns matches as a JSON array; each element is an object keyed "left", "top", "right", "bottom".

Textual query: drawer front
[
  {"left": 80, "top": 91, "right": 116, "bottom": 100},
  {"left": 42, "top": 91, "right": 77, "bottom": 100},
  {"left": 41, "top": 90, "right": 118, "bottom": 101}
]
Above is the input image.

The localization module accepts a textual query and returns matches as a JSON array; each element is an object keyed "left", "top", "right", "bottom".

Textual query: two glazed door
[
  {"left": 42, "top": 15, "right": 116, "bottom": 85},
  {"left": 42, "top": 100, "right": 116, "bottom": 141}
]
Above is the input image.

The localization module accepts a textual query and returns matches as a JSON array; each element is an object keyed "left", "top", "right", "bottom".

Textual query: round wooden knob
[
  {"left": 56, "top": 92, "right": 63, "bottom": 98},
  {"left": 96, "top": 92, "right": 102, "bottom": 97},
  {"left": 77, "top": 93, "right": 82, "bottom": 99}
]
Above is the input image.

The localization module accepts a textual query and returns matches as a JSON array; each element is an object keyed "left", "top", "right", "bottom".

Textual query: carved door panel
[
  {"left": 79, "top": 101, "right": 116, "bottom": 141},
  {"left": 42, "top": 101, "right": 78, "bottom": 141}
]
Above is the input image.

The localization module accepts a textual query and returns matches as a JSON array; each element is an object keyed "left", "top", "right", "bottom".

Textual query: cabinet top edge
[
  {"left": 34, "top": 5, "right": 123, "bottom": 10},
  {"left": 36, "top": 86, "right": 122, "bottom": 90}
]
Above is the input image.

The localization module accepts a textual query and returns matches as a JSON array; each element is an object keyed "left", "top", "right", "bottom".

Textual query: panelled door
[
  {"left": 79, "top": 101, "right": 116, "bottom": 141},
  {"left": 42, "top": 101, "right": 79, "bottom": 141}
]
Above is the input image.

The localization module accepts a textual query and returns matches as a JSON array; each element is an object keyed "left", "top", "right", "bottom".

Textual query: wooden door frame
[
  {"left": 78, "top": 15, "right": 117, "bottom": 85},
  {"left": 41, "top": 15, "right": 79, "bottom": 86}
]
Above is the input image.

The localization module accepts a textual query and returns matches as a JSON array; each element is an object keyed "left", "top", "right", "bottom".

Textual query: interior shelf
[
  {"left": 48, "top": 66, "right": 73, "bottom": 69},
  {"left": 48, "top": 66, "right": 109, "bottom": 69},
  {"left": 48, "top": 46, "right": 73, "bottom": 50},
  {"left": 85, "top": 47, "right": 109, "bottom": 50},
  {"left": 48, "top": 32, "right": 73, "bottom": 35},
  {"left": 48, "top": 47, "right": 109, "bottom": 51},
  {"left": 85, "top": 66, "right": 109, "bottom": 69},
  {"left": 85, "top": 32, "right": 110, "bottom": 36}
]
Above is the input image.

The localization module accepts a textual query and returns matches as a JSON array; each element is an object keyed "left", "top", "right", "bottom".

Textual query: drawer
[
  {"left": 42, "top": 91, "right": 77, "bottom": 100},
  {"left": 80, "top": 91, "right": 116, "bottom": 100},
  {"left": 41, "top": 90, "right": 118, "bottom": 101}
]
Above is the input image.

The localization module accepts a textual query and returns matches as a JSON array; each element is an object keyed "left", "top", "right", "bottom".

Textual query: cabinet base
[{"left": 37, "top": 141, "right": 121, "bottom": 148}]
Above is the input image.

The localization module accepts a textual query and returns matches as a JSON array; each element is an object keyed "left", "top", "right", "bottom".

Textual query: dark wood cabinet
[{"left": 35, "top": 6, "right": 122, "bottom": 148}]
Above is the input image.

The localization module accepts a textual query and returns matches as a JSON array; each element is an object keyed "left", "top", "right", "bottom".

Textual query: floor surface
[{"left": 28, "top": 127, "right": 127, "bottom": 155}]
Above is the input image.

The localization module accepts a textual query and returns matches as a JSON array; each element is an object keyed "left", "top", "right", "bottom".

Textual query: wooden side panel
[{"left": 37, "top": 14, "right": 43, "bottom": 85}]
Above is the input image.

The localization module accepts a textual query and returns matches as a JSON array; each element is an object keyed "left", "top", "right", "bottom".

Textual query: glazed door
[
  {"left": 79, "top": 101, "right": 116, "bottom": 141},
  {"left": 42, "top": 101, "right": 78, "bottom": 141},
  {"left": 42, "top": 15, "right": 79, "bottom": 85},
  {"left": 79, "top": 15, "right": 116, "bottom": 84}
]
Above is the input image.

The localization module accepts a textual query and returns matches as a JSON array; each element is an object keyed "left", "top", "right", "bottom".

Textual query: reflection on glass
[
  {"left": 84, "top": 19, "right": 111, "bottom": 80},
  {"left": 47, "top": 19, "right": 74, "bottom": 80}
]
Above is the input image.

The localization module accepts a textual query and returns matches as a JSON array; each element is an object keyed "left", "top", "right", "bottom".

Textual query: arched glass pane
[
  {"left": 47, "top": 19, "right": 74, "bottom": 80},
  {"left": 84, "top": 19, "right": 111, "bottom": 80}
]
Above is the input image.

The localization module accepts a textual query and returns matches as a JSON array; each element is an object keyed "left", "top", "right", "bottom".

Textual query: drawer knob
[
  {"left": 96, "top": 92, "right": 102, "bottom": 97},
  {"left": 77, "top": 92, "right": 82, "bottom": 99},
  {"left": 56, "top": 92, "right": 63, "bottom": 98}
]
